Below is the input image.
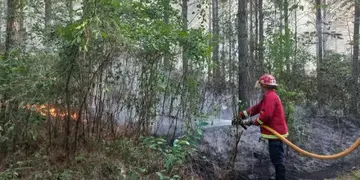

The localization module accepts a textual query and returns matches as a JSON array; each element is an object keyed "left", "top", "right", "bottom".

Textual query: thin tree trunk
[
  {"left": 351, "top": 0, "right": 360, "bottom": 116},
  {"left": 258, "top": 0, "right": 264, "bottom": 75},
  {"left": 208, "top": 1, "right": 212, "bottom": 82},
  {"left": 249, "top": 0, "right": 254, "bottom": 65},
  {"left": 163, "top": 0, "right": 171, "bottom": 69},
  {"left": 294, "top": 0, "right": 297, "bottom": 63},
  {"left": 284, "top": 0, "right": 290, "bottom": 75},
  {"left": 44, "top": 0, "right": 52, "bottom": 48},
  {"left": 254, "top": 0, "right": 259, "bottom": 65},
  {"left": 45, "top": 0, "right": 52, "bottom": 30},
  {"left": 0, "top": 1, "right": 3, "bottom": 49},
  {"left": 322, "top": 0, "right": 327, "bottom": 57},
  {"left": 19, "top": 0, "right": 25, "bottom": 49},
  {"left": 228, "top": 0, "right": 233, "bottom": 86},
  {"left": 279, "top": 1, "right": 283, "bottom": 31},
  {"left": 46, "top": 104, "right": 52, "bottom": 150},
  {"left": 238, "top": 0, "right": 249, "bottom": 107},
  {"left": 221, "top": 30, "right": 226, "bottom": 82},
  {"left": 212, "top": 0, "right": 221, "bottom": 92},
  {"left": 182, "top": 0, "right": 188, "bottom": 76},
  {"left": 64, "top": 62, "right": 74, "bottom": 159},
  {"left": 5, "top": 0, "right": 18, "bottom": 58},
  {"left": 315, "top": 0, "right": 324, "bottom": 109},
  {"left": 67, "top": 0, "right": 73, "bottom": 21},
  {"left": 292, "top": 0, "right": 300, "bottom": 81},
  {"left": 181, "top": 0, "right": 189, "bottom": 124}
]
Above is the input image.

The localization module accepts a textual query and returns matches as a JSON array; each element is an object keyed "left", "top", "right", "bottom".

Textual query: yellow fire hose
[{"left": 261, "top": 125, "right": 360, "bottom": 160}]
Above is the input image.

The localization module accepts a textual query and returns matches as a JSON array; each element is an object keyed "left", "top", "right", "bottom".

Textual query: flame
[{"left": 24, "top": 104, "right": 78, "bottom": 120}]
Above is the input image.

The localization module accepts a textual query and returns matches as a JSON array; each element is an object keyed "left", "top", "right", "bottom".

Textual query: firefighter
[{"left": 232, "top": 74, "right": 288, "bottom": 180}]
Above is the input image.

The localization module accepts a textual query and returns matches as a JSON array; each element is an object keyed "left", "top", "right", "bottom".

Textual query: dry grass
[
  {"left": 326, "top": 170, "right": 360, "bottom": 180},
  {"left": 0, "top": 107, "right": 213, "bottom": 180},
  {"left": 0, "top": 120, "right": 206, "bottom": 180}
]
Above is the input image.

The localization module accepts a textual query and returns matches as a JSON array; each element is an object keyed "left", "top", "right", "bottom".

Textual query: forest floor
[
  {"left": 199, "top": 114, "right": 360, "bottom": 180},
  {"left": 291, "top": 163, "right": 360, "bottom": 180},
  {"left": 330, "top": 170, "right": 360, "bottom": 180},
  {"left": 1, "top": 114, "right": 359, "bottom": 180}
]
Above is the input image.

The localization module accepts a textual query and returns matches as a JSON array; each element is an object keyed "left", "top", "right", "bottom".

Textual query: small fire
[{"left": 24, "top": 104, "right": 78, "bottom": 120}]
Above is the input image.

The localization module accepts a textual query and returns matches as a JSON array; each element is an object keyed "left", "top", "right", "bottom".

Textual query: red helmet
[{"left": 255, "top": 74, "right": 278, "bottom": 88}]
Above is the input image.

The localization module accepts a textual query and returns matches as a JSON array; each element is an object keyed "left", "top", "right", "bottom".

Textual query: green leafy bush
[
  {"left": 0, "top": 119, "right": 207, "bottom": 180},
  {"left": 141, "top": 120, "right": 208, "bottom": 179},
  {"left": 276, "top": 85, "right": 306, "bottom": 143}
]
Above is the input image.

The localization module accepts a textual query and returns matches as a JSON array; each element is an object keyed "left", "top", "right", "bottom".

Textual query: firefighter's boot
[{"left": 275, "top": 164, "right": 286, "bottom": 180}]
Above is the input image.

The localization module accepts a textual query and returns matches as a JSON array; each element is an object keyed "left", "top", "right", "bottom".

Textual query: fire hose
[{"left": 261, "top": 125, "right": 360, "bottom": 159}]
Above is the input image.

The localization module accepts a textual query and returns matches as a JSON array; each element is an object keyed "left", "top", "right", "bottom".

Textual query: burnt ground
[
  {"left": 198, "top": 116, "right": 360, "bottom": 180},
  {"left": 294, "top": 163, "right": 360, "bottom": 180}
]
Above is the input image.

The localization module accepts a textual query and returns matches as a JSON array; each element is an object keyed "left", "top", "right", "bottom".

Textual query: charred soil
[{"left": 198, "top": 116, "right": 360, "bottom": 180}]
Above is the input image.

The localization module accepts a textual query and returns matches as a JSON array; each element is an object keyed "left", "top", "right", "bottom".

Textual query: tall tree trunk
[
  {"left": 322, "top": 0, "right": 327, "bottom": 57},
  {"left": 208, "top": 1, "right": 212, "bottom": 82},
  {"left": 4, "top": 0, "right": 20, "bottom": 153},
  {"left": 181, "top": 0, "right": 188, "bottom": 121},
  {"left": 67, "top": 0, "right": 73, "bottom": 21},
  {"left": 238, "top": 0, "right": 249, "bottom": 107},
  {"left": 351, "top": 0, "right": 360, "bottom": 116},
  {"left": 44, "top": 0, "right": 53, "bottom": 149},
  {"left": 161, "top": 0, "right": 172, "bottom": 119},
  {"left": 19, "top": 0, "right": 25, "bottom": 49},
  {"left": 45, "top": 0, "right": 52, "bottom": 30},
  {"left": 279, "top": 0, "right": 283, "bottom": 31},
  {"left": 248, "top": 0, "right": 255, "bottom": 94},
  {"left": 284, "top": 0, "right": 290, "bottom": 75},
  {"left": 258, "top": 0, "right": 264, "bottom": 75},
  {"left": 163, "top": 0, "right": 171, "bottom": 69},
  {"left": 293, "top": 0, "right": 297, "bottom": 63},
  {"left": 0, "top": 0, "right": 3, "bottom": 49},
  {"left": 212, "top": 0, "right": 221, "bottom": 92},
  {"left": 220, "top": 3, "right": 226, "bottom": 81},
  {"left": 220, "top": 20, "right": 226, "bottom": 82},
  {"left": 182, "top": 0, "right": 188, "bottom": 76},
  {"left": 292, "top": 0, "right": 302, "bottom": 79},
  {"left": 44, "top": 0, "right": 52, "bottom": 49},
  {"left": 315, "top": 0, "right": 324, "bottom": 109},
  {"left": 254, "top": 0, "right": 259, "bottom": 65},
  {"left": 5, "top": 0, "right": 19, "bottom": 58},
  {"left": 249, "top": 0, "right": 254, "bottom": 65},
  {"left": 228, "top": 0, "right": 233, "bottom": 86}
]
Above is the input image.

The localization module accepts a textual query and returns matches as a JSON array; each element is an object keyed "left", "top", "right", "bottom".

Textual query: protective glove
[
  {"left": 239, "top": 111, "right": 248, "bottom": 119},
  {"left": 240, "top": 119, "right": 254, "bottom": 126},
  {"left": 231, "top": 116, "right": 243, "bottom": 126}
]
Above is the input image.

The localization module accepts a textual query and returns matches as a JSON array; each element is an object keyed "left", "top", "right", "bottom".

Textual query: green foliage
[
  {"left": 0, "top": 0, "right": 212, "bottom": 176},
  {"left": 0, "top": 120, "right": 206, "bottom": 180},
  {"left": 276, "top": 85, "right": 306, "bottom": 143},
  {"left": 141, "top": 120, "right": 208, "bottom": 179},
  {"left": 293, "top": 51, "right": 353, "bottom": 113},
  {"left": 0, "top": 166, "right": 20, "bottom": 180},
  {"left": 318, "top": 51, "right": 352, "bottom": 111},
  {"left": 263, "top": 12, "right": 310, "bottom": 141},
  {"left": 57, "top": 170, "right": 73, "bottom": 180},
  {"left": 266, "top": 30, "right": 294, "bottom": 75}
]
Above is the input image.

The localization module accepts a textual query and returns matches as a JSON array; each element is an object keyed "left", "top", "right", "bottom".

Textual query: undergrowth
[
  {"left": 326, "top": 170, "right": 360, "bottom": 180},
  {"left": 276, "top": 85, "right": 308, "bottom": 143},
  {"left": 0, "top": 121, "right": 209, "bottom": 180}
]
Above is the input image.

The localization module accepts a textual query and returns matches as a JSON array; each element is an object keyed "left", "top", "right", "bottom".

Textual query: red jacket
[{"left": 239, "top": 89, "right": 289, "bottom": 139}]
